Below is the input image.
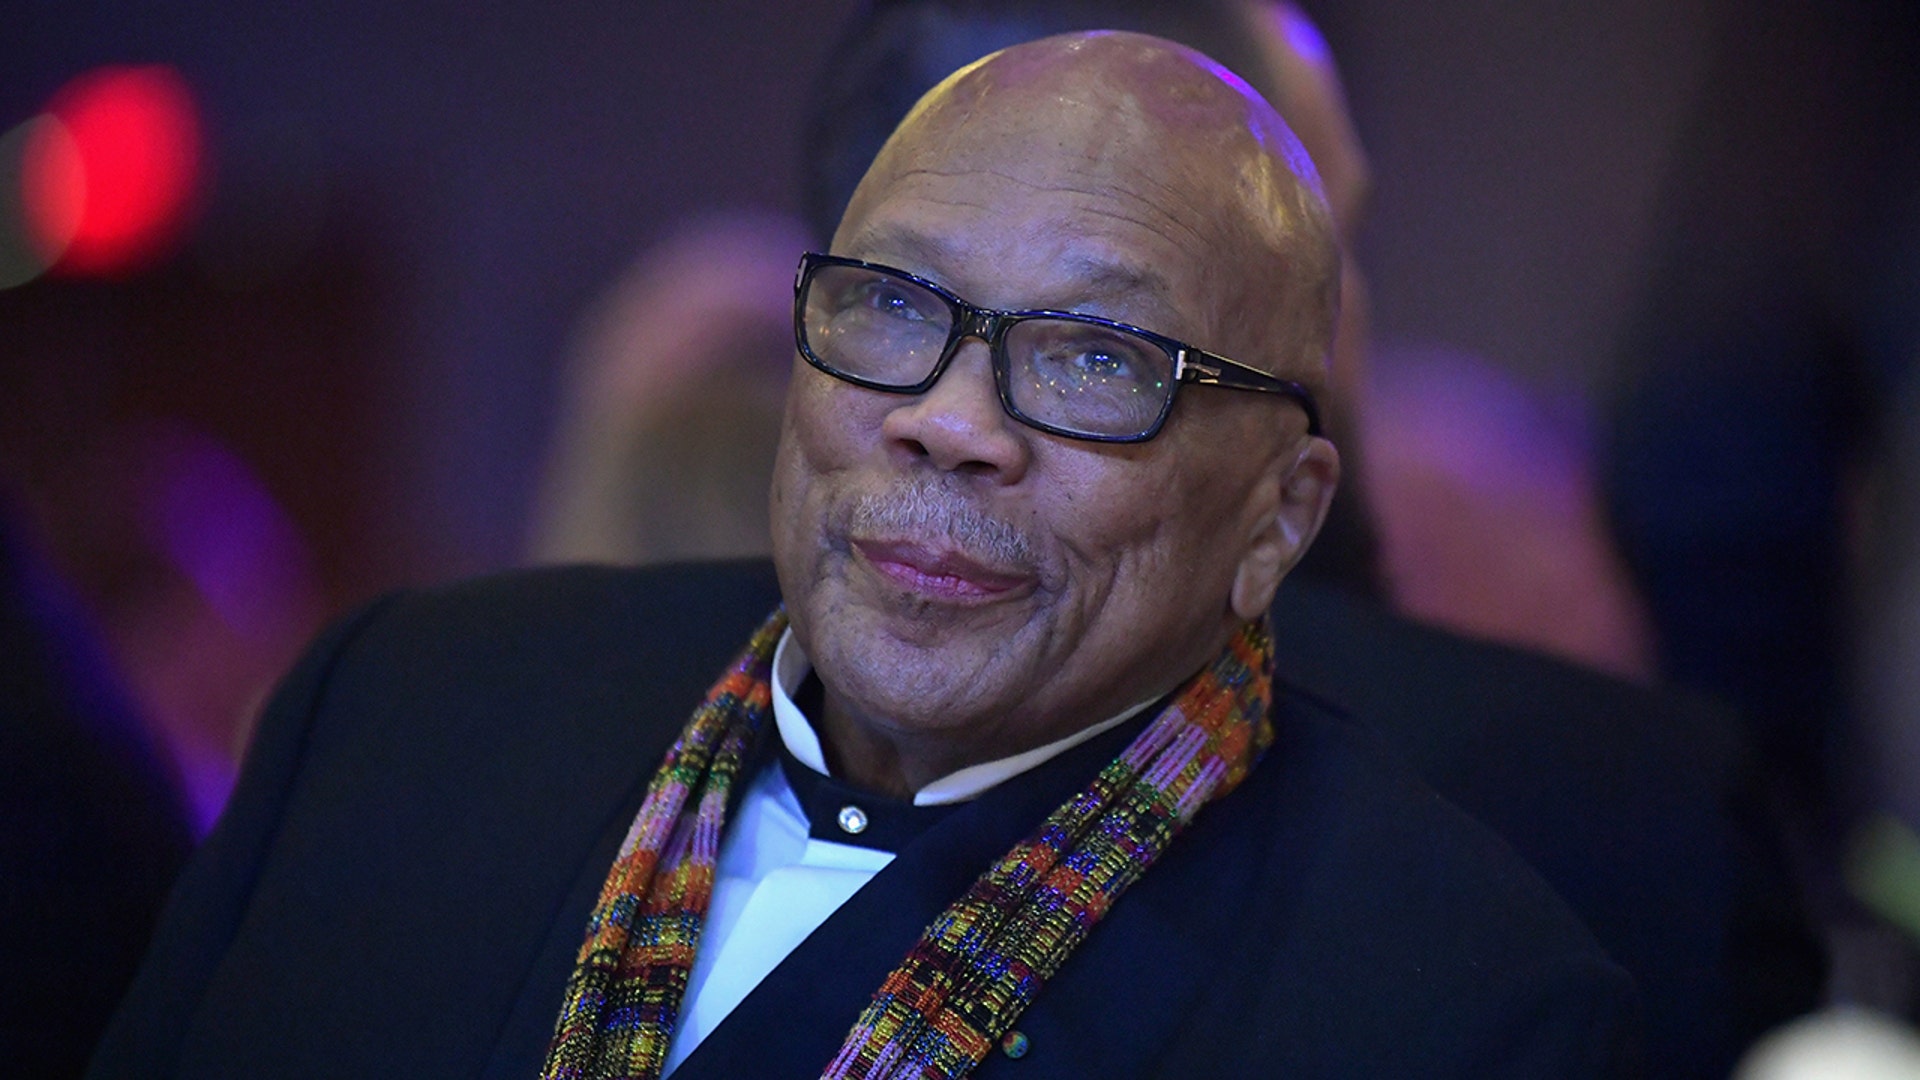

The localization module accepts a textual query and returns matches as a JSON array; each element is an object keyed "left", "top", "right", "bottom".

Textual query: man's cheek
[{"left": 795, "top": 389, "right": 880, "bottom": 463}]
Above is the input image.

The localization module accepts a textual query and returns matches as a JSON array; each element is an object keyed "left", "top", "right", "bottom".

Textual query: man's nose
[{"left": 879, "top": 339, "right": 1032, "bottom": 482}]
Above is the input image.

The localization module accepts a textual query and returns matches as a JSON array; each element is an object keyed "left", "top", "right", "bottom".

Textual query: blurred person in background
[
  {"left": 531, "top": 213, "right": 808, "bottom": 566},
  {"left": 1603, "top": 0, "right": 1920, "bottom": 1013}
]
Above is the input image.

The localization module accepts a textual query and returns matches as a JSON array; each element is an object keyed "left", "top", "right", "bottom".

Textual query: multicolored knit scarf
[{"left": 540, "top": 609, "right": 1274, "bottom": 1080}]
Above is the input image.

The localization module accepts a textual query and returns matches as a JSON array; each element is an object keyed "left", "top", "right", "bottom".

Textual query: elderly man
[{"left": 92, "top": 32, "right": 1634, "bottom": 1080}]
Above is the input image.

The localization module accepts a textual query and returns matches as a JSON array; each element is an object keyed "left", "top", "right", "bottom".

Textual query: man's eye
[
  {"left": 858, "top": 283, "right": 932, "bottom": 321},
  {"left": 1032, "top": 336, "right": 1146, "bottom": 386},
  {"left": 1071, "top": 350, "right": 1132, "bottom": 378}
]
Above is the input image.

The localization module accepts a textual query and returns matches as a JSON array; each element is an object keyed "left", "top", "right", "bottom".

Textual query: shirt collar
[{"left": 769, "top": 627, "right": 1155, "bottom": 807}]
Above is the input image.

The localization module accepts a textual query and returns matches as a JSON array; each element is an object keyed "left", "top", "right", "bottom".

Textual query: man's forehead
[
  {"left": 835, "top": 61, "right": 1237, "bottom": 311},
  {"left": 834, "top": 217, "right": 1180, "bottom": 312}
]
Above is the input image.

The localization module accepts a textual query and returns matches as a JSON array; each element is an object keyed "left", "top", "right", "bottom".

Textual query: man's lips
[{"left": 851, "top": 539, "right": 1034, "bottom": 601}]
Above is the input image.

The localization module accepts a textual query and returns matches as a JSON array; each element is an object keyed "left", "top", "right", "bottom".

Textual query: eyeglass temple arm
[{"left": 1175, "top": 350, "right": 1324, "bottom": 435}]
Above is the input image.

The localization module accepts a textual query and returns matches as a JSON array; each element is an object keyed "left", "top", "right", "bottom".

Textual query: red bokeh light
[{"left": 22, "top": 65, "right": 205, "bottom": 277}]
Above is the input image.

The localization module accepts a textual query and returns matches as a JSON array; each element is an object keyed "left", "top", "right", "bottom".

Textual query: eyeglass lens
[{"left": 802, "top": 262, "right": 1176, "bottom": 439}]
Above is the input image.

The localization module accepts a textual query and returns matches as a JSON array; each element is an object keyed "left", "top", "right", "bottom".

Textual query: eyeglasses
[{"left": 793, "top": 252, "right": 1323, "bottom": 444}]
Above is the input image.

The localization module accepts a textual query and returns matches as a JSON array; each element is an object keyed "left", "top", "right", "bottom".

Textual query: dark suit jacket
[
  {"left": 90, "top": 561, "right": 1636, "bottom": 1078},
  {"left": 1271, "top": 576, "right": 1823, "bottom": 1078}
]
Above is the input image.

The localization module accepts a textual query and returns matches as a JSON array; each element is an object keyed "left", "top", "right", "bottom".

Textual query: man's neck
[
  {"left": 770, "top": 630, "right": 1156, "bottom": 803},
  {"left": 815, "top": 695, "right": 955, "bottom": 801}
]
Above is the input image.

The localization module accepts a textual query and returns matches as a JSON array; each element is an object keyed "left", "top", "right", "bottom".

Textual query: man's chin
[
  {"left": 814, "top": 641, "right": 1029, "bottom": 745},
  {"left": 808, "top": 589, "right": 1037, "bottom": 701}
]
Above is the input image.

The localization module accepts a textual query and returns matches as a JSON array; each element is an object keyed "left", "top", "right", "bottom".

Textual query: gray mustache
[{"left": 846, "top": 481, "right": 1037, "bottom": 568}]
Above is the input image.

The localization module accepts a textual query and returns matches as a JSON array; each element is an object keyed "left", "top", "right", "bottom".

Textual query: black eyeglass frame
[{"left": 793, "top": 252, "right": 1324, "bottom": 444}]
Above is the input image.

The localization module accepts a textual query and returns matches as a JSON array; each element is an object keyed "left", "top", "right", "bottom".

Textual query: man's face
[{"left": 769, "top": 63, "right": 1318, "bottom": 777}]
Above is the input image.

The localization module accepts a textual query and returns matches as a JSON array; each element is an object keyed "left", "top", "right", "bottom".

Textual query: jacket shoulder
[
  {"left": 365, "top": 558, "right": 781, "bottom": 657},
  {"left": 90, "top": 559, "right": 783, "bottom": 1079}
]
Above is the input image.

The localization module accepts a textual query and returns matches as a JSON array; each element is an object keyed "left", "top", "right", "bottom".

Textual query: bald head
[{"left": 835, "top": 30, "right": 1341, "bottom": 387}]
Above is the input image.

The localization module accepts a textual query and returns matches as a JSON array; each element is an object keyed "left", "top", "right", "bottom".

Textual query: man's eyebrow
[
  {"left": 842, "top": 226, "right": 1177, "bottom": 311},
  {"left": 1058, "top": 255, "right": 1174, "bottom": 308},
  {"left": 836, "top": 224, "right": 959, "bottom": 273}
]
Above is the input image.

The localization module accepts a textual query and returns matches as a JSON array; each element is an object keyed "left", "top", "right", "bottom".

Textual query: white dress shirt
[{"left": 661, "top": 628, "right": 1149, "bottom": 1074}]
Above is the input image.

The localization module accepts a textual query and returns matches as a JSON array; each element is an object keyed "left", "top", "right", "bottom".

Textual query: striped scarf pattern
[
  {"left": 540, "top": 612, "right": 784, "bottom": 1080},
  {"left": 541, "top": 610, "right": 1274, "bottom": 1080}
]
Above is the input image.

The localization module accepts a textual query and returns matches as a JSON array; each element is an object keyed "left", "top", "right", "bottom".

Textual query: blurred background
[{"left": 4, "top": 0, "right": 1918, "bottom": 1074}]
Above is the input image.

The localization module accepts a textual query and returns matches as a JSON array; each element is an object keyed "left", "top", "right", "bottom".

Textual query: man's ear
[{"left": 1231, "top": 436, "right": 1341, "bottom": 620}]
